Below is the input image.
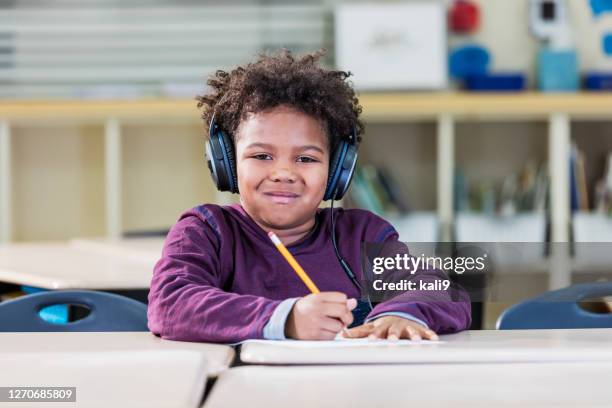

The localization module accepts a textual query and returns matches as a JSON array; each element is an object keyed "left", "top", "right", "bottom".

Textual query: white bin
[{"left": 456, "top": 213, "right": 547, "bottom": 266}]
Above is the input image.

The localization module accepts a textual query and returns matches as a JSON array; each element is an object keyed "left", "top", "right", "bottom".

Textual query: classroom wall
[
  {"left": 450, "top": 0, "right": 612, "bottom": 81},
  {"left": 330, "top": 0, "right": 612, "bottom": 83}
]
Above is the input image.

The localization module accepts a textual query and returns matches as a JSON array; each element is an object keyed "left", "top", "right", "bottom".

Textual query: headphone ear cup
[
  {"left": 205, "top": 140, "right": 221, "bottom": 189},
  {"left": 221, "top": 131, "right": 239, "bottom": 194},
  {"left": 325, "top": 141, "right": 358, "bottom": 201},
  {"left": 205, "top": 116, "right": 238, "bottom": 193},
  {"left": 324, "top": 142, "right": 345, "bottom": 201},
  {"left": 336, "top": 144, "right": 358, "bottom": 199}
]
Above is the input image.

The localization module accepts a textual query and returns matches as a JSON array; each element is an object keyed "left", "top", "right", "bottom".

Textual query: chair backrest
[
  {"left": 497, "top": 282, "right": 612, "bottom": 330},
  {"left": 0, "top": 290, "right": 148, "bottom": 332}
]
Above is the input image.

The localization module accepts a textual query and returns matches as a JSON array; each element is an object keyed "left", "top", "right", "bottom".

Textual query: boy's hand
[
  {"left": 285, "top": 292, "right": 357, "bottom": 340},
  {"left": 342, "top": 316, "right": 439, "bottom": 341}
]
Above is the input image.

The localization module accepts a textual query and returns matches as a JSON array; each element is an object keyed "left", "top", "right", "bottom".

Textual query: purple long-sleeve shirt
[{"left": 147, "top": 204, "right": 471, "bottom": 343}]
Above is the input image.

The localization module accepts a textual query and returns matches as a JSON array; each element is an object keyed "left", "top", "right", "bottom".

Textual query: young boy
[{"left": 147, "top": 50, "right": 471, "bottom": 343}]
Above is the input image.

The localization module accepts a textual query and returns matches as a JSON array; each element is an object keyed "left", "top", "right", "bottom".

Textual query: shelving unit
[{"left": 1, "top": 93, "right": 612, "bottom": 286}]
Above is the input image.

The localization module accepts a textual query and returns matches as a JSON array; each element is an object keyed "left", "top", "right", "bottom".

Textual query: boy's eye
[
  {"left": 296, "top": 156, "right": 318, "bottom": 163},
  {"left": 252, "top": 154, "right": 272, "bottom": 160}
]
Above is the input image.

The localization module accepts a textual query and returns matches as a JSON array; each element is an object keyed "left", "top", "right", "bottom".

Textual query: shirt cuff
[
  {"left": 366, "top": 312, "right": 429, "bottom": 329},
  {"left": 263, "top": 297, "right": 300, "bottom": 340}
]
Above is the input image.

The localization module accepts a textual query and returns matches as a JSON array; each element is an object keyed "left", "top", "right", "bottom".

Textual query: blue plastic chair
[
  {"left": 21, "top": 286, "right": 69, "bottom": 324},
  {"left": 497, "top": 282, "right": 612, "bottom": 329},
  {"left": 0, "top": 290, "right": 148, "bottom": 332}
]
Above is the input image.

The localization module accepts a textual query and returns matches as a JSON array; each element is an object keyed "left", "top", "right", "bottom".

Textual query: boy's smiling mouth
[{"left": 263, "top": 190, "right": 300, "bottom": 204}]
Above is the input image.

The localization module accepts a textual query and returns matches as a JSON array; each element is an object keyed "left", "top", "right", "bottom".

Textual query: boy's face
[{"left": 235, "top": 106, "right": 329, "bottom": 231}]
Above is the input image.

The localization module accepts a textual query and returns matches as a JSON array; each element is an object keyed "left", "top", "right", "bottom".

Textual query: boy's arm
[
  {"left": 147, "top": 217, "right": 282, "bottom": 343},
  {"left": 364, "top": 233, "right": 472, "bottom": 334}
]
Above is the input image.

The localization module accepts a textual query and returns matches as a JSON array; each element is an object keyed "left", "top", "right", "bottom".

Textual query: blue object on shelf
[
  {"left": 0, "top": 290, "right": 148, "bottom": 332},
  {"left": 497, "top": 282, "right": 612, "bottom": 329},
  {"left": 604, "top": 33, "right": 612, "bottom": 55},
  {"left": 537, "top": 48, "right": 579, "bottom": 92},
  {"left": 449, "top": 44, "right": 490, "bottom": 79},
  {"left": 590, "top": 0, "right": 612, "bottom": 17},
  {"left": 584, "top": 72, "right": 612, "bottom": 90},
  {"left": 463, "top": 73, "right": 526, "bottom": 91}
]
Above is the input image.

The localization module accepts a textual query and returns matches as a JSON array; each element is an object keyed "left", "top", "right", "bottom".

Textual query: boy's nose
[{"left": 269, "top": 166, "right": 297, "bottom": 183}]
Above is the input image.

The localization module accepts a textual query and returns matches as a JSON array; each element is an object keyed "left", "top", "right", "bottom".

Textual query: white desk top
[
  {"left": 69, "top": 237, "right": 164, "bottom": 261},
  {"left": 204, "top": 363, "right": 612, "bottom": 408},
  {"left": 0, "top": 332, "right": 234, "bottom": 377},
  {"left": 0, "top": 239, "right": 163, "bottom": 289},
  {"left": 240, "top": 328, "right": 612, "bottom": 365},
  {"left": 1, "top": 350, "right": 206, "bottom": 408}
]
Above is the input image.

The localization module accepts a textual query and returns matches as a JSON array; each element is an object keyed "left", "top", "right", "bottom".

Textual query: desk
[
  {"left": 240, "top": 329, "right": 612, "bottom": 364},
  {"left": 0, "top": 241, "right": 158, "bottom": 289},
  {"left": 69, "top": 237, "right": 164, "bottom": 261},
  {"left": 1, "top": 350, "right": 206, "bottom": 408},
  {"left": 0, "top": 332, "right": 234, "bottom": 377},
  {"left": 204, "top": 363, "right": 612, "bottom": 408}
]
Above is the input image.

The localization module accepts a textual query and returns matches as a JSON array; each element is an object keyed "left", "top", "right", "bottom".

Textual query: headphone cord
[{"left": 330, "top": 199, "right": 373, "bottom": 310}]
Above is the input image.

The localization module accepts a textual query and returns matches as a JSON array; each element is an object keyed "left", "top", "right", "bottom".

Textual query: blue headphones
[{"left": 205, "top": 113, "right": 359, "bottom": 201}]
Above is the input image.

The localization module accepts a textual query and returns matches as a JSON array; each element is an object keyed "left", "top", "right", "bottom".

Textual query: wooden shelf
[
  {"left": 360, "top": 92, "right": 612, "bottom": 120},
  {"left": 3, "top": 92, "right": 612, "bottom": 122},
  {"left": 0, "top": 99, "right": 200, "bottom": 122}
]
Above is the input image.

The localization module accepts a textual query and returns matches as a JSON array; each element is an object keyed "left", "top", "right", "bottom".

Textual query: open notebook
[{"left": 239, "top": 336, "right": 444, "bottom": 348}]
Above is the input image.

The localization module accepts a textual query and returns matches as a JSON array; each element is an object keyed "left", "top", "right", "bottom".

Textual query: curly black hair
[{"left": 195, "top": 49, "right": 363, "bottom": 150}]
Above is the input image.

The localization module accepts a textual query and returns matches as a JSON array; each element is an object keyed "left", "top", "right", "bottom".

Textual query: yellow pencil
[
  {"left": 268, "top": 231, "right": 320, "bottom": 293},
  {"left": 267, "top": 231, "right": 351, "bottom": 337}
]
